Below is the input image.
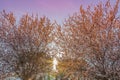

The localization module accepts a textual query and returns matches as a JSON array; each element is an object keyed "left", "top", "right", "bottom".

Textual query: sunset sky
[{"left": 0, "top": 0, "right": 117, "bottom": 24}]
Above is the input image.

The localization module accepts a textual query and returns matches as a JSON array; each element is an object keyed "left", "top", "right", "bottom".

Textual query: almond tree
[
  {"left": 61, "top": 0, "right": 120, "bottom": 80},
  {"left": 0, "top": 11, "right": 53, "bottom": 80},
  {"left": 0, "top": 11, "right": 16, "bottom": 79}
]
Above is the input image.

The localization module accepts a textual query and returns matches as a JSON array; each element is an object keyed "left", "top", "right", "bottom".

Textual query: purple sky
[{"left": 0, "top": 0, "right": 117, "bottom": 24}]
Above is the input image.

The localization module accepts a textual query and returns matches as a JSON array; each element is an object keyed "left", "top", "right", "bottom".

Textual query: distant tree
[
  {"left": 53, "top": 24, "right": 88, "bottom": 80},
  {"left": 0, "top": 11, "right": 53, "bottom": 80}
]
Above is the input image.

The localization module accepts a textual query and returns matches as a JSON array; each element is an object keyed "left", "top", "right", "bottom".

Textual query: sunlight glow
[{"left": 53, "top": 58, "right": 58, "bottom": 71}]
